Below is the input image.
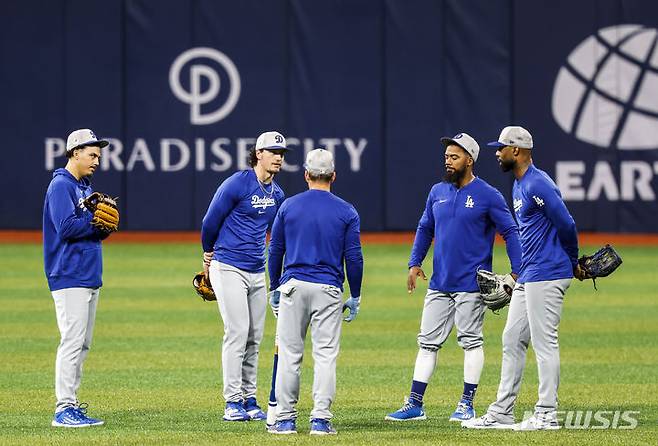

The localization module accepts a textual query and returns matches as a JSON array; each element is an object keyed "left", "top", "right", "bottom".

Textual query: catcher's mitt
[
  {"left": 578, "top": 244, "right": 622, "bottom": 289},
  {"left": 476, "top": 269, "right": 515, "bottom": 313},
  {"left": 83, "top": 192, "right": 119, "bottom": 233},
  {"left": 193, "top": 271, "right": 216, "bottom": 301}
]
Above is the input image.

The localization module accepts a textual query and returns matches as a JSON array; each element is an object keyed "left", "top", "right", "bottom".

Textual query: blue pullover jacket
[
  {"left": 201, "top": 170, "right": 285, "bottom": 273},
  {"left": 512, "top": 164, "right": 579, "bottom": 283},
  {"left": 43, "top": 168, "right": 107, "bottom": 291},
  {"left": 409, "top": 177, "right": 522, "bottom": 293},
  {"left": 268, "top": 189, "right": 364, "bottom": 297}
]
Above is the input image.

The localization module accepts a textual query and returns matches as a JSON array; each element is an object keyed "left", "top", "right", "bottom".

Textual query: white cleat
[
  {"left": 461, "top": 413, "right": 514, "bottom": 429},
  {"left": 512, "top": 415, "right": 560, "bottom": 431}
]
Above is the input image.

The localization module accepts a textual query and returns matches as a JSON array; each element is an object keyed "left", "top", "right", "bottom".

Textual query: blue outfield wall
[{"left": 1, "top": 0, "right": 657, "bottom": 232}]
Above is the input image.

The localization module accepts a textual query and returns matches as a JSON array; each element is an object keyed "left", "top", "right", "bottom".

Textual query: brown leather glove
[
  {"left": 83, "top": 192, "right": 119, "bottom": 233},
  {"left": 193, "top": 271, "right": 216, "bottom": 301}
]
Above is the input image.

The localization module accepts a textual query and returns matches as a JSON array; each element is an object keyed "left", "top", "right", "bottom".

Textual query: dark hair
[
  {"left": 247, "top": 147, "right": 259, "bottom": 168},
  {"left": 307, "top": 171, "right": 334, "bottom": 183},
  {"left": 66, "top": 144, "right": 101, "bottom": 159}
]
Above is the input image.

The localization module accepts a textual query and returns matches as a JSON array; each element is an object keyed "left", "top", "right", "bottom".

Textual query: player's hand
[
  {"left": 269, "top": 290, "right": 281, "bottom": 318},
  {"left": 407, "top": 266, "right": 427, "bottom": 294},
  {"left": 203, "top": 251, "right": 213, "bottom": 279},
  {"left": 573, "top": 264, "right": 589, "bottom": 281},
  {"left": 343, "top": 296, "right": 360, "bottom": 322}
]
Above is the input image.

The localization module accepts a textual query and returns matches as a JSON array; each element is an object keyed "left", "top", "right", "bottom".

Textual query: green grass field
[{"left": 1, "top": 242, "right": 656, "bottom": 445}]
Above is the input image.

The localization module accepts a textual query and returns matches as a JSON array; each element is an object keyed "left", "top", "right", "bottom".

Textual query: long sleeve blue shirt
[
  {"left": 201, "top": 170, "right": 285, "bottom": 273},
  {"left": 409, "top": 177, "right": 522, "bottom": 293},
  {"left": 43, "top": 168, "right": 108, "bottom": 291},
  {"left": 268, "top": 189, "right": 363, "bottom": 297},
  {"left": 512, "top": 164, "right": 579, "bottom": 283}
]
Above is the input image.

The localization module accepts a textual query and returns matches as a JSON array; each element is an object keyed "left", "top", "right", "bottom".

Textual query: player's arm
[
  {"left": 47, "top": 183, "right": 101, "bottom": 241},
  {"left": 534, "top": 181, "right": 579, "bottom": 271},
  {"left": 200, "top": 177, "right": 239, "bottom": 253},
  {"left": 267, "top": 206, "right": 286, "bottom": 291},
  {"left": 488, "top": 190, "right": 522, "bottom": 277},
  {"left": 344, "top": 209, "right": 364, "bottom": 298},
  {"left": 407, "top": 187, "right": 436, "bottom": 292},
  {"left": 267, "top": 189, "right": 285, "bottom": 232}
]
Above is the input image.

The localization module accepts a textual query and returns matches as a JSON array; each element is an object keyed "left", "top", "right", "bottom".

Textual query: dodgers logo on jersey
[
  {"left": 532, "top": 195, "right": 545, "bottom": 207},
  {"left": 464, "top": 195, "right": 474, "bottom": 208},
  {"left": 513, "top": 198, "right": 523, "bottom": 213},
  {"left": 251, "top": 195, "right": 276, "bottom": 210}
]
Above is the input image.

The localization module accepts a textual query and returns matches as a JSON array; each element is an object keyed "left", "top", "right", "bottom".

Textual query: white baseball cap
[
  {"left": 488, "top": 126, "right": 533, "bottom": 149},
  {"left": 66, "top": 128, "right": 109, "bottom": 152},
  {"left": 255, "top": 131, "right": 289, "bottom": 151},
  {"left": 440, "top": 132, "right": 480, "bottom": 162},
  {"left": 304, "top": 149, "right": 335, "bottom": 175}
]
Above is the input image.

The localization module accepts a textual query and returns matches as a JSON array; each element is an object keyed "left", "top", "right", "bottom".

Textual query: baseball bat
[{"left": 266, "top": 332, "right": 279, "bottom": 427}]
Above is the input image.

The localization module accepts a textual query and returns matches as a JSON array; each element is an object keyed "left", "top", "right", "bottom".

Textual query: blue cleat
[
  {"left": 51, "top": 407, "right": 94, "bottom": 428},
  {"left": 385, "top": 399, "right": 427, "bottom": 421},
  {"left": 310, "top": 418, "right": 337, "bottom": 435},
  {"left": 74, "top": 402, "right": 104, "bottom": 426},
  {"left": 244, "top": 397, "right": 267, "bottom": 420},
  {"left": 223, "top": 401, "right": 250, "bottom": 421},
  {"left": 268, "top": 419, "right": 297, "bottom": 434},
  {"left": 449, "top": 399, "right": 476, "bottom": 422}
]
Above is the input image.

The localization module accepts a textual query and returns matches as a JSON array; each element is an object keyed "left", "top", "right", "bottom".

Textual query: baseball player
[
  {"left": 463, "top": 126, "right": 587, "bottom": 431},
  {"left": 267, "top": 149, "right": 364, "bottom": 435},
  {"left": 201, "top": 131, "right": 289, "bottom": 421},
  {"left": 44, "top": 129, "right": 113, "bottom": 427},
  {"left": 385, "top": 133, "right": 521, "bottom": 423}
]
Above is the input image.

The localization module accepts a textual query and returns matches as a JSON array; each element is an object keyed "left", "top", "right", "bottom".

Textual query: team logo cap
[
  {"left": 304, "top": 149, "right": 335, "bottom": 175},
  {"left": 488, "top": 126, "right": 533, "bottom": 149},
  {"left": 256, "top": 131, "right": 289, "bottom": 151},
  {"left": 440, "top": 132, "right": 480, "bottom": 162},
  {"left": 66, "top": 128, "right": 109, "bottom": 152}
]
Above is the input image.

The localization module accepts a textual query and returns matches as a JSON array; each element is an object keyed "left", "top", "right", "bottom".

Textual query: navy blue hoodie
[{"left": 43, "top": 168, "right": 107, "bottom": 291}]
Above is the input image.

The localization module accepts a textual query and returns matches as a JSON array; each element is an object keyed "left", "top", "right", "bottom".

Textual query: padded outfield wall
[{"left": 1, "top": 0, "right": 657, "bottom": 232}]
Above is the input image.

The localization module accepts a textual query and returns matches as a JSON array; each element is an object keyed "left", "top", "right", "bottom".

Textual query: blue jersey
[
  {"left": 201, "top": 170, "right": 285, "bottom": 273},
  {"left": 43, "top": 168, "right": 108, "bottom": 292},
  {"left": 409, "top": 177, "right": 522, "bottom": 293},
  {"left": 268, "top": 189, "right": 364, "bottom": 297},
  {"left": 512, "top": 164, "right": 578, "bottom": 283}
]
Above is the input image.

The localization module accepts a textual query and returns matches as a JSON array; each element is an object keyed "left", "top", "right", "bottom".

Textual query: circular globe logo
[{"left": 552, "top": 24, "right": 658, "bottom": 150}]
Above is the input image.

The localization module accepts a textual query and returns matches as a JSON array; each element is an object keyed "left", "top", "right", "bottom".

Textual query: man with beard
[
  {"left": 385, "top": 132, "right": 521, "bottom": 423},
  {"left": 463, "top": 126, "right": 587, "bottom": 431},
  {"left": 201, "top": 131, "right": 289, "bottom": 422}
]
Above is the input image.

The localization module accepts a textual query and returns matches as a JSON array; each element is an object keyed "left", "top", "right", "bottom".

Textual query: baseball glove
[
  {"left": 83, "top": 192, "right": 119, "bottom": 233},
  {"left": 578, "top": 244, "right": 622, "bottom": 289},
  {"left": 476, "top": 269, "right": 516, "bottom": 313},
  {"left": 193, "top": 271, "right": 216, "bottom": 301}
]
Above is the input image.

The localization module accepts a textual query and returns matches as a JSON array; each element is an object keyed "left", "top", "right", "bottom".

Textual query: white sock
[
  {"left": 464, "top": 347, "right": 484, "bottom": 384},
  {"left": 412, "top": 348, "right": 438, "bottom": 383}
]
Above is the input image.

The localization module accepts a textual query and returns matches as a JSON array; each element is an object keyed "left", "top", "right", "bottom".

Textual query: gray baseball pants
[
  {"left": 275, "top": 279, "right": 343, "bottom": 421},
  {"left": 52, "top": 287, "right": 100, "bottom": 413},
  {"left": 209, "top": 260, "right": 267, "bottom": 403},
  {"left": 417, "top": 290, "right": 485, "bottom": 351},
  {"left": 487, "top": 279, "right": 572, "bottom": 423}
]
